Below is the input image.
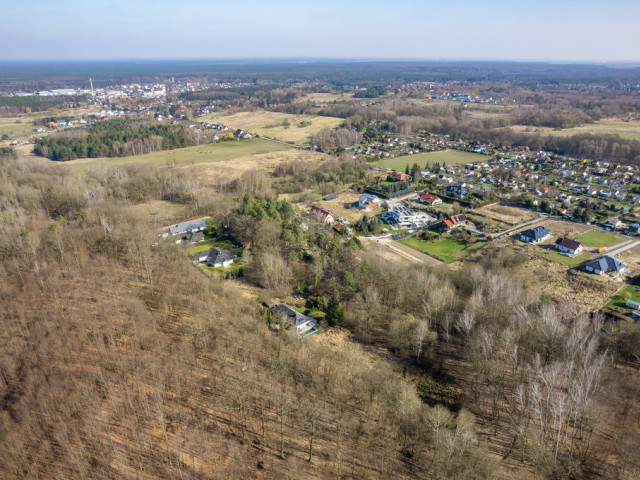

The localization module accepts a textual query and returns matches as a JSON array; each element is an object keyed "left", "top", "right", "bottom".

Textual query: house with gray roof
[
  {"left": 169, "top": 218, "right": 207, "bottom": 236},
  {"left": 584, "top": 256, "right": 626, "bottom": 275},
  {"left": 519, "top": 226, "right": 551, "bottom": 244},
  {"left": 196, "top": 247, "right": 237, "bottom": 268},
  {"left": 271, "top": 303, "right": 317, "bottom": 334}
]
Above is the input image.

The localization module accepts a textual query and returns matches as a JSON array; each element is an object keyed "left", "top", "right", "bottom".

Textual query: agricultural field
[
  {"left": 575, "top": 229, "right": 625, "bottom": 248},
  {"left": 197, "top": 110, "right": 343, "bottom": 144},
  {"left": 474, "top": 203, "right": 539, "bottom": 224},
  {"left": 399, "top": 235, "right": 485, "bottom": 263},
  {"left": 379, "top": 149, "right": 485, "bottom": 172},
  {"left": 59, "top": 138, "right": 290, "bottom": 171},
  {"left": 0, "top": 117, "right": 36, "bottom": 139},
  {"left": 510, "top": 117, "right": 640, "bottom": 142}
]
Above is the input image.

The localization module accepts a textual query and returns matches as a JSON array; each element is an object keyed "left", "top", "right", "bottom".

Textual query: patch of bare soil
[{"left": 475, "top": 204, "right": 538, "bottom": 225}]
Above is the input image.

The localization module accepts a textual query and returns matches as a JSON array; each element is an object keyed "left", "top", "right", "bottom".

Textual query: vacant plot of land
[
  {"left": 380, "top": 149, "right": 484, "bottom": 172},
  {"left": 300, "top": 191, "right": 371, "bottom": 223},
  {"left": 474, "top": 204, "right": 538, "bottom": 225},
  {"left": 542, "top": 220, "right": 593, "bottom": 239},
  {"left": 538, "top": 247, "right": 594, "bottom": 268},
  {"left": 576, "top": 229, "right": 625, "bottom": 248},
  {"left": 198, "top": 110, "right": 343, "bottom": 145},
  {"left": 61, "top": 138, "right": 289, "bottom": 171},
  {"left": 300, "top": 92, "right": 349, "bottom": 103},
  {"left": 399, "top": 235, "right": 485, "bottom": 263},
  {"left": 0, "top": 117, "right": 35, "bottom": 139},
  {"left": 510, "top": 117, "right": 640, "bottom": 142}
]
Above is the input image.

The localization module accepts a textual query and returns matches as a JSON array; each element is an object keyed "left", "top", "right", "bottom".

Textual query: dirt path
[
  {"left": 362, "top": 237, "right": 444, "bottom": 267},
  {"left": 608, "top": 239, "right": 640, "bottom": 257}
]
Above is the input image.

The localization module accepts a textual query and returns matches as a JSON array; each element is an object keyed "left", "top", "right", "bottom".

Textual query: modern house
[
  {"left": 419, "top": 192, "right": 443, "bottom": 206},
  {"left": 441, "top": 214, "right": 469, "bottom": 232},
  {"left": 358, "top": 193, "right": 380, "bottom": 211},
  {"left": 555, "top": 238, "right": 583, "bottom": 256},
  {"left": 310, "top": 206, "right": 334, "bottom": 224},
  {"left": 519, "top": 226, "right": 552, "bottom": 244},
  {"left": 584, "top": 256, "right": 626, "bottom": 275},
  {"left": 169, "top": 219, "right": 208, "bottom": 236},
  {"left": 382, "top": 205, "right": 432, "bottom": 229},
  {"left": 196, "top": 247, "right": 238, "bottom": 268},
  {"left": 271, "top": 303, "right": 317, "bottom": 334}
]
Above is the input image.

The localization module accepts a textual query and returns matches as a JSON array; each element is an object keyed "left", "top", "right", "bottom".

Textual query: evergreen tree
[{"left": 325, "top": 294, "right": 345, "bottom": 327}]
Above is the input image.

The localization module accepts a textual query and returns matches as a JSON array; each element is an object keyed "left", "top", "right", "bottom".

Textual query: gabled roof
[
  {"left": 585, "top": 255, "right": 626, "bottom": 273},
  {"left": 203, "top": 247, "right": 237, "bottom": 265},
  {"left": 520, "top": 226, "right": 551, "bottom": 241},
  {"left": 169, "top": 218, "right": 207, "bottom": 235},
  {"left": 271, "top": 304, "right": 315, "bottom": 326},
  {"left": 555, "top": 238, "right": 582, "bottom": 250}
]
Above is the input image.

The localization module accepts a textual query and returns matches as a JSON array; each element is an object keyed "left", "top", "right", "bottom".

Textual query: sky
[{"left": 1, "top": 0, "right": 639, "bottom": 63}]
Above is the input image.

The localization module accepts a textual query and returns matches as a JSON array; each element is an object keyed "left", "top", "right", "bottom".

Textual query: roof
[
  {"left": 203, "top": 247, "right": 237, "bottom": 264},
  {"left": 169, "top": 218, "right": 207, "bottom": 235},
  {"left": 555, "top": 238, "right": 582, "bottom": 250},
  {"left": 310, "top": 205, "right": 332, "bottom": 219},
  {"left": 585, "top": 255, "right": 626, "bottom": 273},
  {"left": 520, "top": 226, "right": 551, "bottom": 241},
  {"left": 389, "top": 188, "right": 415, "bottom": 198},
  {"left": 420, "top": 192, "right": 440, "bottom": 203},
  {"left": 359, "top": 193, "right": 379, "bottom": 203},
  {"left": 271, "top": 304, "right": 315, "bottom": 327}
]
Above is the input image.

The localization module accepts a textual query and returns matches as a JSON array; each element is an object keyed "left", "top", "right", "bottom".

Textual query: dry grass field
[
  {"left": 474, "top": 204, "right": 539, "bottom": 224},
  {"left": 0, "top": 117, "right": 36, "bottom": 139},
  {"left": 299, "top": 191, "right": 373, "bottom": 223},
  {"left": 198, "top": 110, "right": 343, "bottom": 144},
  {"left": 508, "top": 117, "right": 640, "bottom": 142}
]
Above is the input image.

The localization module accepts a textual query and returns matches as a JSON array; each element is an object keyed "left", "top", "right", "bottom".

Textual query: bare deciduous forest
[{"left": 0, "top": 150, "right": 638, "bottom": 480}]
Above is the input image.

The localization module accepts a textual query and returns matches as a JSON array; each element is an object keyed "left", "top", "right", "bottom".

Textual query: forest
[{"left": 33, "top": 119, "right": 201, "bottom": 161}]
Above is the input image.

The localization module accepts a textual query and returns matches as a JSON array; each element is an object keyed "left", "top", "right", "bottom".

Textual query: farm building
[
  {"left": 584, "top": 256, "right": 626, "bottom": 275},
  {"left": 519, "top": 226, "right": 551, "bottom": 244},
  {"left": 555, "top": 238, "right": 583, "bottom": 256}
]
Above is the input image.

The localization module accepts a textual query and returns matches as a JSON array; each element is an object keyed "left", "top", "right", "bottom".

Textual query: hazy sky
[{"left": 2, "top": 0, "right": 639, "bottom": 62}]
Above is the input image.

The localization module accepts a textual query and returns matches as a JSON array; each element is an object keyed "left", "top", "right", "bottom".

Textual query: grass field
[
  {"left": 0, "top": 117, "right": 35, "bottom": 139},
  {"left": 604, "top": 284, "right": 640, "bottom": 312},
  {"left": 62, "top": 138, "right": 290, "bottom": 171},
  {"left": 575, "top": 229, "right": 625, "bottom": 248},
  {"left": 538, "top": 247, "right": 594, "bottom": 268},
  {"left": 399, "top": 235, "right": 485, "bottom": 263},
  {"left": 197, "top": 110, "right": 343, "bottom": 145},
  {"left": 379, "top": 150, "right": 486, "bottom": 172},
  {"left": 510, "top": 117, "right": 640, "bottom": 142},
  {"left": 185, "top": 239, "right": 238, "bottom": 257}
]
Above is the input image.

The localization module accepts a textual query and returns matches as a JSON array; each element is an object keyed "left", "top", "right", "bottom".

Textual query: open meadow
[
  {"left": 198, "top": 110, "right": 343, "bottom": 144},
  {"left": 0, "top": 117, "right": 35, "bottom": 139},
  {"left": 378, "top": 149, "right": 486, "bottom": 171},
  {"left": 399, "top": 234, "right": 485, "bottom": 263},
  {"left": 474, "top": 203, "right": 539, "bottom": 224},
  {"left": 509, "top": 117, "right": 640, "bottom": 142}
]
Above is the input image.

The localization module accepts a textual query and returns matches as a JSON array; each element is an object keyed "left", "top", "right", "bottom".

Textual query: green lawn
[
  {"left": 379, "top": 149, "right": 486, "bottom": 172},
  {"left": 63, "top": 138, "right": 289, "bottom": 171},
  {"left": 604, "top": 284, "right": 640, "bottom": 313},
  {"left": 575, "top": 229, "right": 624, "bottom": 248},
  {"left": 538, "top": 248, "right": 594, "bottom": 268},
  {"left": 186, "top": 239, "right": 238, "bottom": 256},
  {"left": 399, "top": 235, "right": 485, "bottom": 263},
  {"left": 0, "top": 117, "right": 35, "bottom": 139}
]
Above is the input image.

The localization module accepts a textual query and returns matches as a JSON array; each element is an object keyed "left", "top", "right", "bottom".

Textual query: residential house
[
  {"left": 441, "top": 214, "right": 469, "bottom": 232},
  {"left": 625, "top": 299, "right": 640, "bottom": 310},
  {"left": 196, "top": 247, "right": 237, "bottom": 268},
  {"left": 382, "top": 205, "right": 433, "bottom": 228},
  {"left": 271, "top": 303, "right": 317, "bottom": 334},
  {"left": 419, "top": 192, "right": 442, "bottom": 206},
  {"left": 310, "top": 206, "right": 334, "bottom": 224},
  {"left": 169, "top": 218, "right": 207, "bottom": 236},
  {"left": 333, "top": 222, "right": 353, "bottom": 235},
  {"left": 629, "top": 223, "right": 640, "bottom": 235},
  {"left": 555, "top": 238, "right": 583, "bottom": 256},
  {"left": 584, "top": 256, "right": 626, "bottom": 275},
  {"left": 604, "top": 218, "right": 622, "bottom": 229},
  {"left": 392, "top": 172, "right": 412, "bottom": 182},
  {"left": 446, "top": 185, "right": 467, "bottom": 198},
  {"left": 179, "top": 231, "right": 205, "bottom": 244},
  {"left": 358, "top": 193, "right": 380, "bottom": 211},
  {"left": 519, "top": 226, "right": 552, "bottom": 244}
]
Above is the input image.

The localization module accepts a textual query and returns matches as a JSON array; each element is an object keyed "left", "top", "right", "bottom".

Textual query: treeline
[
  {"left": 353, "top": 85, "right": 387, "bottom": 98},
  {"left": 34, "top": 119, "right": 199, "bottom": 161},
  {"left": 0, "top": 146, "right": 15, "bottom": 158},
  {"left": 0, "top": 95, "right": 80, "bottom": 114}
]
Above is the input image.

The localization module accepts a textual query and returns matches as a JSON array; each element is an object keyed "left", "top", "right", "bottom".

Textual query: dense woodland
[{"left": 33, "top": 119, "right": 202, "bottom": 161}]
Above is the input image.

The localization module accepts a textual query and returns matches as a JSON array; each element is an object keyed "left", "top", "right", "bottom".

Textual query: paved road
[{"left": 607, "top": 240, "right": 640, "bottom": 257}]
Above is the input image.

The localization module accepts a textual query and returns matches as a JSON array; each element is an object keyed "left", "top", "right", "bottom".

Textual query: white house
[
  {"left": 382, "top": 205, "right": 433, "bottom": 229},
  {"left": 197, "top": 247, "right": 237, "bottom": 268},
  {"left": 358, "top": 193, "right": 380, "bottom": 211},
  {"left": 555, "top": 238, "right": 583, "bottom": 256},
  {"left": 169, "top": 218, "right": 207, "bottom": 236}
]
